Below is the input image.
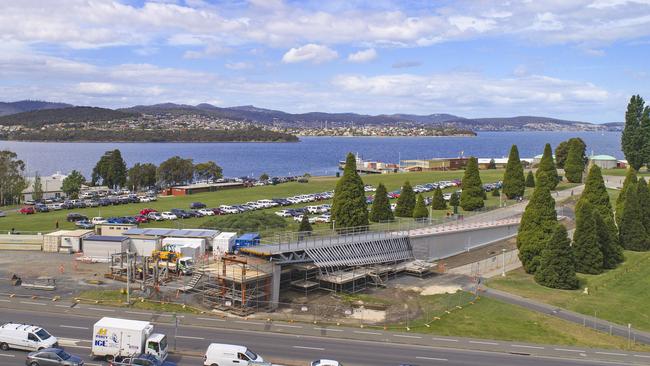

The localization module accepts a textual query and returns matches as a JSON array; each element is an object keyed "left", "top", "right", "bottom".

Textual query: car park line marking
[
  {"left": 313, "top": 327, "right": 343, "bottom": 332},
  {"left": 88, "top": 307, "right": 114, "bottom": 312},
  {"left": 555, "top": 348, "right": 585, "bottom": 353},
  {"left": 292, "top": 346, "right": 325, "bottom": 351},
  {"left": 416, "top": 356, "right": 448, "bottom": 362},
  {"left": 19, "top": 301, "right": 46, "bottom": 306},
  {"left": 512, "top": 344, "right": 544, "bottom": 350},
  {"left": 60, "top": 325, "right": 88, "bottom": 330},
  {"left": 354, "top": 331, "right": 381, "bottom": 335},
  {"left": 197, "top": 317, "right": 225, "bottom": 322},
  {"left": 274, "top": 324, "right": 302, "bottom": 328},
  {"left": 394, "top": 335, "right": 422, "bottom": 339},
  {"left": 469, "top": 340, "right": 498, "bottom": 345},
  {"left": 0, "top": 354, "right": 15, "bottom": 358},
  {"left": 176, "top": 335, "right": 205, "bottom": 340},
  {"left": 433, "top": 337, "right": 458, "bottom": 342}
]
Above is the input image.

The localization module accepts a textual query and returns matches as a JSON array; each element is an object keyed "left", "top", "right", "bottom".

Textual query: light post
[{"left": 501, "top": 248, "right": 506, "bottom": 277}]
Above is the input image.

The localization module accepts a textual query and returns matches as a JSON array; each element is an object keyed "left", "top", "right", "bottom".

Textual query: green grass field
[
  {"left": 489, "top": 251, "right": 650, "bottom": 332},
  {"left": 0, "top": 169, "right": 508, "bottom": 232},
  {"left": 602, "top": 168, "right": 650, "bottom": 176}
]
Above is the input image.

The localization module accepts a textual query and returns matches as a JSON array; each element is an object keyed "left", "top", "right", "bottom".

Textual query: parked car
[
  {"left": 148, "top": 212, "right": 164, "bottom": 221},
  {"left": 198, "top": 209, "right": 215, "bottom": 216},
  {"left": 203, "top": 344, "right": 265, "bottom": 366},
  {"left": 140, "top": 208, "right": 157, "bottom": 216},
  {"left": 19, "top": 206, "right": 35, "bottom": 215},
  {"left": 34, "top": 204, "right": 49, "bottom": 213},
  {"left": 66, "top": 213, "right": 88, "bottom": 222},
  {"left": 26, "top": 348, "right": 83, "bottom": 366},
  {"left": 109, "top": 353, "right": 176, "bottom": 366},
  {"left": 170, "top": 209, "right": 191, "bottom": 219},
  {"left": 275, "top": 210, "right": 293, "bottom": 218},
  {"left": 315, "top": 214, "right": 331, "bottom": 223},
  {"left": 190, "top": 202, "right": 206, "bottom": 209},
  {"left": 134, "top": 215, "right": 149, "bottom": 224},
  {"left": 0, "top": 323, "right": 58, "bottom": 351},
  {"left": 161, "top": 212, "right": 178, "bottom": 220},
  {"left": 75, "top": 220, "right": 94, "bottom": 229},
  {"left": 91, "top": 217, "right": 108, "bottom": 225}
]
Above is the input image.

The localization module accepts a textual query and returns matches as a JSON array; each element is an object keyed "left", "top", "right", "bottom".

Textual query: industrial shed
[
  {"left": 81, "top": 235, "right": 130, "bottom": 262},
  {"left": 43, "top": 230, "right": 93, "bottom": 253},
  {"left": 589, "top": 155, "right": 618, "bottom": 169},
  {"left": 123, "top": 228, "right": 220, "bottom": 252}
]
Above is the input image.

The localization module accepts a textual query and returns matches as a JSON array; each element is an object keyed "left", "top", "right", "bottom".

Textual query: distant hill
[
  {"left": 0, "top": 107, "right": 138, "bottom": 127},
  {"left": 441, "top": 116, "right": 608, "bottom": 131},
  {"left": 0, "top": 100, "right": 72, "bottom": 117}
]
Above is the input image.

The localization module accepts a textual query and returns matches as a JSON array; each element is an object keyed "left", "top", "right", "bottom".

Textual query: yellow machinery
[{"left": 152, "top": 244, "right": 181, "bottom": 263}]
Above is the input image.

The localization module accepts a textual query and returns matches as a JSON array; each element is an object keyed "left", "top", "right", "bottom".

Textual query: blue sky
[{"left": 1, "top": 0, "right": 650, "bottom": 122}]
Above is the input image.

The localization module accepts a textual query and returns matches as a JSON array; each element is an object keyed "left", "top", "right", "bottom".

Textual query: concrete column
[{"left": 270, "top": 263, "right": 282, "bottom": 310}]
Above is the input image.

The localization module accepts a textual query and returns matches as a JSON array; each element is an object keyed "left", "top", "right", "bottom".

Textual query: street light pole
[{"left": 501, "top": 248, "right": 506, "bottom": 277}]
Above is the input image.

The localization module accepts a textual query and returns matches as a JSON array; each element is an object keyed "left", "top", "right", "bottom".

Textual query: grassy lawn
[
  {"left": 602, "top": 168, "right": 650, "bottom": 176},
  {"left": 488, "top": 251, "right": 650, "bottom": 332},
  {"left": 0, "top": 169, "right": 508, "bottom": 233},
  {"left": 77, "top": 289, "right": 201, "bottom": 314}
]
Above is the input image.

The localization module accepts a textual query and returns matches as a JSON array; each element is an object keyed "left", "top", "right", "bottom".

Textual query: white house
[{"left": 22, "top": 172, "right": 67, "bottom": 201}]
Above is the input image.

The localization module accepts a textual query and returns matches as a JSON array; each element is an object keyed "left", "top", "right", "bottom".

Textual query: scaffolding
[{"left": 201, "top": 255, "right": 273, "bottom": 315}]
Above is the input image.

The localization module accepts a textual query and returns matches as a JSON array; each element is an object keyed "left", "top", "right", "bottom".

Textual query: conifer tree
[
  {"left": 299, "top": 214, "right": 313, "bottom": 233},
  {"left": 572, "top": 202, "right": 604, "bottom": 274},
  {"left": 412, "top": 194, "right": 429, "bottom": 220},
  {"left": 525, "top": 171, "right": 535, "bottom": 188},
  {"left": 636, "top": 178, "right": 650, "bottom": 234},
  {"left": 594, "top": 212, "right": 624, "bottom": 269},
  {"left": 449, "top": 192, "right": 460, "bottom": 214},
  {"left": 369, "top": 183, "right": 393, "bottom": 222},
  {"left": 431, "top": 187, "right": 447, "bottom": 210},
  {"left": 615, "top": 168, "right": 637, "bottom": 227},
  {"left": 331, "top": 153, "right": 369, "bottom": 228},
  {"left": 535, "top": 143, "right": 559, "bottom": 191},
  {"left": 517, "top": 186, "right": 558, "bottom": 273},
  {"left": 32, "top": 172, "right": 43, "bottom": 202},
  {"left": 503, "top": 145, "right": 525, "bottom": 198},
  {"left": 395, "top": 181, "right": 416, "bottom": 217},
  {"left": 621, "top": 95, "right": 648, "bottom": 171},
  {"left": 619, "top": 183, "right": 649, "bottom": 251},
  {"left": 564, "top": 142, "right": 585, "bottom": 183},
  {"left": 534, "top": 225, "right": 579, "bottom": 290},
  {"left": 460, "top": 157, "right": 484, "bottom": 211}
]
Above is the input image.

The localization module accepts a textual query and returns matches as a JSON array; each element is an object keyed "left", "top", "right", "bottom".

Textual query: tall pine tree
[
  {"left": 503, "top": 145, "right": 525, "bottom": 199},
  {"left": 32, "top": 172, "right": 43, "bottom": 202},
  {"left": 525, "top": 171, "right": 535, "bottom": 188},
  {"left": 564, "top": 141, "right": 585, "bottom": 183},
  {"left": 594, "top": 212, "right": 624, "bottom": 269},
  {"left": 395, "top": 181, "right": 416, "bottom": 217},
  {"left": 535, "top": 143, "right": 559, "bottom": 191},
  {"left": 460, "top": 157, "right": 485, "bottom": 211},
  {"left": 534, "top": 225, "right": 579, "bottom": 290},
  {"left": 621, "top": 95, "right": 647, "bottom": 171},
  {"left": 413, "top": 194, "right": 429, "bottom": 220},
  {"left": 618, "top": 183, "right": 649, "bottom": 251},
  {"left": 517, "top": 186, "right": 558, "bottom": 273},
  {"left": 572, "top": 202, "right": 604, "bottom": 274},
  {"left": 636, "top": 178, "right": 650, "bottom": 234},
  {"left": 331, "top": 153, "right": 369, "bottom": 229},
  {"left": 369, "top": 183, "right": 394, "bottom": 222},
  {"left": 431, "top": 187, "right": 447, "bottom": 209},
  {"left": 615, "top": 168, "right": 637, "bottom": 227}
]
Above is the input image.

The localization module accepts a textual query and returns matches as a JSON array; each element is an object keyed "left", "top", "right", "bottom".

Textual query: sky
[{"left": 1, "top": 0, "right": 650, "bottom": 122}]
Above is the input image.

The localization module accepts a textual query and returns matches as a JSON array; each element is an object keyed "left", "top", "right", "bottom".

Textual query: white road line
[
  {"left": 19, "top": 301, "right": 46, "bottom": 306},
  {"left": 274, "top": 324, "right": 302, "bottom": 328},
  {"left": 159, "top": 314, "right": 184, "bottom": 318},
  {"left": 433, "top": 337, "right": 458, "bottom": 342},
  {"left": 555, "top": 348, "right": 585, "bottom": 353},
  {"left": 88, "top": 307, "right": 114, "bottom": 312},
  {"left": 55, "top": 304, "right": 71, "bottom": 308},
  {"left": 634, "top": 355, "right": 650, "bottom": 359},
  {"left": 512, "top": 344, "right": 544, "bottom": 350},
  {"left": 197, "top": 317, "right": 225, "bottom": 322},
  {"left": 394, "top": 335, "right": 422, "bottom": 339},
  {"left": 313, "top": 327, "right": 344, "bottom": 332},
  {"left": 469, "top": 341, "right": 498, "bottom": 345},
  {"left": 60, "top": 325, "right": 89, "bottom": 330},
  {"left": 0, "top": 354, "right": 15, "bottom": 358},
  {"left": 176, "top": 335, "right": 205, "bottom": 340},
  {"left": 125, "top": 311, "right": 152, "bottom": 316},
  {"left": 293, "top": 346, "right": 325, "bottom": 351},
  {"left": 0, "top": 299, "right": 11, "bottom": 303},
  {"left": 595, "top": 351, "right": 626, "bottom": 356},
  {"left": 416, "top": 356, "right": 448, "bottom": 362},
  {"left": 86, "top": 363, "right": 102, "bottom": 366},
  {"left": 354, "top": 331, "right": 381, "bottom": 335},
  {"left": 234, "top": 321, "right": 264, "bottom": 325}
]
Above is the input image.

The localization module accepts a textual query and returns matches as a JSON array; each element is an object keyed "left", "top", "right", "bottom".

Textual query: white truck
[{"left": 91, "top": 317, "right": 168, "bottom": 362}]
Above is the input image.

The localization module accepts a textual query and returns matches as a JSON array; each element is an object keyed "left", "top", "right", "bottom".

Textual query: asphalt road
[{"left": 0, "top": 301, "right": 649, "bottom": 366}]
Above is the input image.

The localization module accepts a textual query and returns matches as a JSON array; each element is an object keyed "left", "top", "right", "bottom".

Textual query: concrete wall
[
  {"left": 0, "top": 234, "right": 43, "bottom": 251},
  {"left": 409, "top": 223, "right": 519, "bottom": 260},
  {"left": 448, "top": 249, "right": 521, "bottom": 278}
]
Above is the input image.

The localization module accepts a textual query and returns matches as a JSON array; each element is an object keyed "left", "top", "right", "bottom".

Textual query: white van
[
  {"left": 0, "top": 323, "right": 58, "bottom": 351},
  {"left": 203, "top": 343, "right": 266, "bottom": 366}
]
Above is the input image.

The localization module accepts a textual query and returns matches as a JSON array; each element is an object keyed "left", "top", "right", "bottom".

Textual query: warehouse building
[
  {"left": 81, "top": 235, "right": 130, "bottom": 262},
  {"left": 588, "top": 154, "right": 618, "bottom": 169}
]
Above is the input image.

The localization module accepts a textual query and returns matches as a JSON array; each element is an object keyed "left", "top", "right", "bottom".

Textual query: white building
[
  {"left": 589, "top": 155, "right": 618, "bottom": 169},
  {"left": 22, "top": 172, "right": 67, "bottom": 201}
]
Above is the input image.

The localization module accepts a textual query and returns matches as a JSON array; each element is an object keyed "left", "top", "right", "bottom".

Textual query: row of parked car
[
  {"left": 275, "top": 204, "right": 333, "bottom": 224},
  {"left": 19, "top": 193, "right": 158, "bottom": 215}
]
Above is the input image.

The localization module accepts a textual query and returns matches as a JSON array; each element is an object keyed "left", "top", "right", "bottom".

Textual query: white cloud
[
  {"left": 282, "top": 44, "right": 338, "bottom": 64},
  {"left": 225, "top": 61, "right": 253, "bottom": 70},
  {"left": 347, "top": 48, "right": 377, "bottom": 63}
]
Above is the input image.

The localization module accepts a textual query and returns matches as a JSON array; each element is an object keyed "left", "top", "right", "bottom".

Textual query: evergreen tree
[
  {"left": 636, "top": 178, "right": 650, "bottom": 234},
  {"left": 460, "top": 157, "right": 485, "bottom": 211},
  {"left": 395, "top": 181, "right": 416, "bottom": 217},
  {"left": 431, "top": 187, "right": 447, "bottom": 210},
  {"left": 622, "top": 95, "right": 648, "bottom": 170},
  {"left": 32, "top": 172, "right": 43, "bottom": 202},
  {"left": 572, "top": 202, "right": 604, "bottom": 274},
  {"left": 535, "top": 143, "right": 559, "bottom": 191},
  {"left": 91, "top": 149, "right": 127, "bottom": 188},
  {"left": 503, "top": 145, "right": 525, "bottom": 199},
  {"left": 331, "top": 153, "right": 369, "bottom": 229},
  {"left": 62, "top": 170, "right": 86, "bottom": 199},
  {"left": 517, "top": 187, "right": 558, "bottom": 273},
  {"left": 412, "top": 194, "right": 429, "bottom": 220},
  {"left": 615, "top": 168, "right": 637, "bottom": 227},
  {"left": 525, "top": 171, "right": 535, "bottom": 188},
  {"left": 534, "top": 225, "right": 579, "bottom": 290},
  {"left": 594, "top": 212, "right": 624, "bottom": 269},
  {"left": 299, "top": 214, "right": 313, "bottom": 233},
  {"left": 556, "top": 138, "right": 587, "bottom": 170},
  {"left": 564, "top": 142, "right": 585, "bottom": 183},
  {"left": 618, "top": 183, "right": 649, "bottom": 251},
  {"left": 369, "top": 183, "right": 393, "bottom": 222},
  {"left": 449, "top": 192, "right": 460, "bottom": 214}
]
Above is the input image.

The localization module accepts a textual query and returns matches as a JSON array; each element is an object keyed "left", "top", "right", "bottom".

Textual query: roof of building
[
  {"left": 84, "top": 235, "right": 129, "bottom": 242},
  {"left": 173, "top": 182, "right": 243, "bottom": 190},
  {"left": 237, "top": 232, "right": 260, "bottom": 240},
  {"left": 124, "top": 228, "right": 220, "bottom": 238},
  {"left": 45, "top": 229, "right": 93, "bottom": 237},
  {"left": 477, "top": 158, "right": 509, "bottom": 164},
  {"left": 589, "top": 154, "right": 617, "bottom": 161}
]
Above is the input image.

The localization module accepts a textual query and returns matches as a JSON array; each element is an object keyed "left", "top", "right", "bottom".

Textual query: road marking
[
  {"left": 197, "top": 317, "right": 225, "bottom": 322},
  {"left": 293, "top": 346, "right": 325, "bottom": 351},
  {"left": 159, "top": 314, "right": 184, "bottom": 318},
  {"left": 512, "top": 344, "right": 544, "bottom": 350},
  {"left": 416, "top": 356, "right": 448, "bottom": 362},
  {"left": 19, "top": 301, "right": 46, "bottom": 306},
  {"left": 394, "top": 335, "right": 422, "bottom": 339},
  {"left": 88, "top": 307, "right": 114, "bottom": 312},
  {"left": 595, "top": 351, "right": 626, "bottom": 356},
  {"left": 176, "top": 335, "right": 205, "bottom": 340},
  {"left": 274, "top": 324, "right": 302, "bottom": 328},
  {"left": 125, "top": 311, "right": 152, "bottom": 316},
  {"left": 354, "top": 331, "right": 381, "bottom": 335},
  {"left": 554, "top": 348, "right": 585, "bottom": 353},
  {"left": 634, "top": 355, "right": 650, "bottom": 359},
  {"left": 86, "top": 363, "right": 102, "bottom": 366},
  {"left": 0, "top": 354, "right": 15, "bottom": 358},
  {"left": 469, "top": 340, "right": 498, "bottom": 345},
  {"left": 235, "top": 321, "right": 264, "bottom": 326},
  {"left": 433, "top": 337, "right": 458, "bottom": 342},
  {"left": 0, "top": 299, "right": 11, "bottom": 303},
  {"left": 55, "top": 304, "right": 71, "bottom": 308},
  {"left": 313, "top": 327, "right": 343, "bottom": 332},
  {"left": 60, "top": 325, "right": 88, "bottom": 330}
]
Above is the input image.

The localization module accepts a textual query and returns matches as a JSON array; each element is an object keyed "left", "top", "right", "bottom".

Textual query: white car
[
  {"left": 198, "top": 209, "right": 215, "bottom": 216},
  {"left": 0, "top": 323, "right": 58, "bottom": 351},
  {"left": 311, "top": 360, "right": 342, "bottom": 366},
  {"left": 390, "top": 203, "right": 397, "bottom": 211},
  {"left": 275, "top": 210, "right": 293, "bottom": 218},
  {"left": 161, "top": 212, "right": 178, "bottom": 220},
  {"left": 148, "top": 212, "right": 164, "bottom": 221},
  {"left": 138, "top": 196, "right": 151, "bottom": 203},
  {"left": 306, "top": 205, "right": 321, "bottom": 214},
  {"left": 364, "top": 185, "right": 376, "bottom": 192},
  {"left": 315, "top": 214, "right": 331, "bottom": 223},
  {"left": 204, "top": 343, "right": 264, "bottom": 366},
  {"left": 443, "top": 193, "right": 452, "bottom": 201},
  {"left": 294, "top": 215, "right": 318, "bottom": 224},
  {"left": 219, "top": 205, "right": 240, "bottom": 214},
  {"left": 91, "top": 217, "right": 108, "bottom": 225}
]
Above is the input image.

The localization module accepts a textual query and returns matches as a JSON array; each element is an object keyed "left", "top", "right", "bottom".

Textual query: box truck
[{"left": 91, "top": 317, "right": 168, "bottom": 362}]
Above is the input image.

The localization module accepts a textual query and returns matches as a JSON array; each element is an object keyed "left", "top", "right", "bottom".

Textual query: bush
[{"left": 200, "top": 211, "right": 287, "bottom": 233}]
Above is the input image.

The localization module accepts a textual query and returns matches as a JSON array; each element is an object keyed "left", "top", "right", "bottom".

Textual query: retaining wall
[{"left": 0, "top": 234, "right": 43, "bottom": 251}]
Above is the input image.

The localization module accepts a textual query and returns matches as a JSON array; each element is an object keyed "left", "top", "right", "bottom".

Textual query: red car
[
  {"left": 19, "top": 206, "right": 35, "bottom": 215},
  {"left": 134, "top": 215, "right": 149, "bottom": 224},
  {"left": 140, "top": 208, "right": 157, "bottom": 216}
]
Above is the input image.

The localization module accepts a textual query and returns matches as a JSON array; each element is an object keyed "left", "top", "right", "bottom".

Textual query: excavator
[{"left": 151, "top": 245, "right": 194, "bottom": 275}]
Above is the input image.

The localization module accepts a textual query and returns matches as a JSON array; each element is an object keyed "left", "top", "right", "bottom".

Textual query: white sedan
[
  {"left": 161, "top": 212, "right": 178, "bottom": 220},
  {"left": 198, "top": 209, "right": 215, "bottom": 216}
]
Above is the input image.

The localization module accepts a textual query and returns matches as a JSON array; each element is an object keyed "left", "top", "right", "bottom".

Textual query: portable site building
[
  {"left": 234, "top": 233, "right": 260, "bottom": 251},
  {"left": 161, "top": 237, "right": 205, "bottom": 259},
  {"left": 43, "top": 230, "right": 93, "bottom": 253},
  {"left": 82, "top": 235, "right": 130, "bottom": 262},
  {"left": 213, "top": 232, "right": 237, "bottom": 255}
]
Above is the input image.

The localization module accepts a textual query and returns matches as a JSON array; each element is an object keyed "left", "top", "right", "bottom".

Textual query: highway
[{"left": 0, "top": 300, "right": 649, "bottom": 366}]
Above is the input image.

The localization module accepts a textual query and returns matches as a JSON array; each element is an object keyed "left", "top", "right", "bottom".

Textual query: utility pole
[
  {"left": 126, "top": 252, "right": 131, "bottom": 305},
  {"left": 501, "top": 248, "right": 506, "bottom": 276}
]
